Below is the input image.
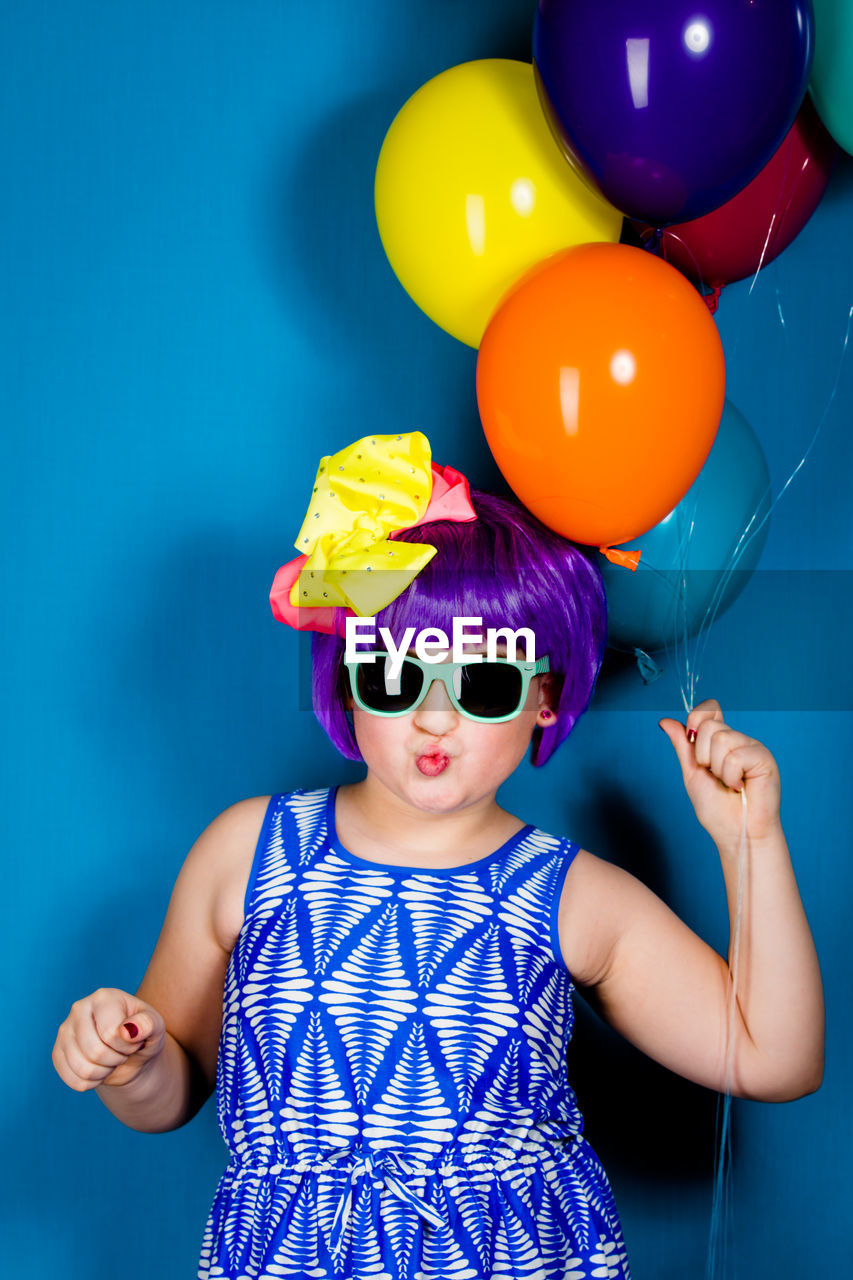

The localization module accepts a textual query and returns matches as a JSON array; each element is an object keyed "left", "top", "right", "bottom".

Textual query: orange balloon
[{"left": 476, "top": 243, "right": 726, "bottom": 548}]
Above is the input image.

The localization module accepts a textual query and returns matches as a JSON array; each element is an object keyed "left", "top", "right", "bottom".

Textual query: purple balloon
[{"left": 533, "top": 0, "right": 814, "bottom": 225}]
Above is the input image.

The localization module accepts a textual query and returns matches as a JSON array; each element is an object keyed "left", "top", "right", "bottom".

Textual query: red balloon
[{"left": 633, "top": 98, "right": 838, "bottom": 290}]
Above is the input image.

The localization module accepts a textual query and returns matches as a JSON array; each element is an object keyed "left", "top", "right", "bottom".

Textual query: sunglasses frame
[{"left": 344, "top": 651, "right": 551, "bottom": 724}]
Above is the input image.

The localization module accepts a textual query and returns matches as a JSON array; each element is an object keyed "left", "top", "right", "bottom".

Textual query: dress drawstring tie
[{"left": 328, "top": 1149, "right": 446, "bottom": 1259}]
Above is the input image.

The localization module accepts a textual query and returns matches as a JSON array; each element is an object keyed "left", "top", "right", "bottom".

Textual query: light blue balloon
[
  {"left": 810, "top": 0, "right": 853, "bottom": 155},
  {"left": 601, "top": 401, "right": 771, "bottom": 655}
]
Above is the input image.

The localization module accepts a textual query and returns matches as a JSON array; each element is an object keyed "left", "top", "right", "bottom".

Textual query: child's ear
[{"left": 536, "top": 673, "right": 560, "bottom": 724}]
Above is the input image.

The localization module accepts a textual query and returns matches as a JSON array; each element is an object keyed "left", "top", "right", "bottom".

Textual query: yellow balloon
[{"left": 374, "top": 59, "right": 623, "bottom": 348}]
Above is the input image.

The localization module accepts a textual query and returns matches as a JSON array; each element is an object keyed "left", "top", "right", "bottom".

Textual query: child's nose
[{"left": 412, "top": 674, "right": 458, "bottom": 727}]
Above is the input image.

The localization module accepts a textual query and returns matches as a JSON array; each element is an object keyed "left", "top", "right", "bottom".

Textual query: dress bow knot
[{"left": 328, "top": 1148, "right": 447, "bottom": 1260}]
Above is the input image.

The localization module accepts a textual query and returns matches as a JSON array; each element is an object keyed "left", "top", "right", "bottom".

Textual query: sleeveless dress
[{"left": 197, "top": 787, "right": 631, "bottom": 1280}]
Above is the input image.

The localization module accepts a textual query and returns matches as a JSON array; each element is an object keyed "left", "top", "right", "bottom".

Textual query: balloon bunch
[{"left": 374, "top": 0, "right": 846, "bottom": 688}]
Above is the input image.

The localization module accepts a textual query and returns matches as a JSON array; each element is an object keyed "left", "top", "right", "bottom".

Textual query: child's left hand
[{"left": 659, "top": 699, "right": 782, "bottom": 849}]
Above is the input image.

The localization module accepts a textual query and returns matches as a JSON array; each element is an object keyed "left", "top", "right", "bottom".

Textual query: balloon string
[
  {"left": 704, "top": 784, "right": 748, "bottom": 1280},
  {"left": 633, "top": 292, "right": 852, "bottom": 717},
  {"left": 687, "top": 294, "right": 852, "bottom": 696},
  {"left": 746, "top": 131, "right": 797, "bottom": 298},
  {"left": 677, "top": 507, "right": 695, "bottom": 717}
]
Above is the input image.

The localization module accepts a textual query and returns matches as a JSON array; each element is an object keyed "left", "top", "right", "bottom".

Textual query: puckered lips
[{"left": 415, "top": 745, "right": 451, "bottom": 777}]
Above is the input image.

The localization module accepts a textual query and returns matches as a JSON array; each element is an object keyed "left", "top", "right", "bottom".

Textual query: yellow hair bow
[
  {"left": 269, "top": 431, "right": 476, "bottom": 631},
  {"left": 289, "top": 431, "right": 436, "bottom": 616}
]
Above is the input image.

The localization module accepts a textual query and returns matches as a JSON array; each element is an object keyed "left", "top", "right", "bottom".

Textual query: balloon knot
[
  {"left": 599, "top": 546, "right": 641, "bottom": 571},
  {"left": 634, "top": 648, "right": 663, "bottom": 684},
  {"left": 641, "top": 226, "right": 664, "bottom": 254},
  {"left": 703, "top": 284, "right": 722, "bottom": 315}
]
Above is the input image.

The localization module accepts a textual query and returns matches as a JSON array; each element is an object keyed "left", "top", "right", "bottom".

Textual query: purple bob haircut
[{"left": 311, "top": 488, "right": 608, "bottom": 767}]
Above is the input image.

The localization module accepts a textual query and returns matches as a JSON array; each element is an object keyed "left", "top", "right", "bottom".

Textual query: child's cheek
[
  {"left": 469, "top": 720, "right": 532, "bottom": 774},
  {"left": 352, "top": 710, "right": 411, "bottom": 764},
  {"left": 353, "top": 715, "right": 386, "bottom": 757}
]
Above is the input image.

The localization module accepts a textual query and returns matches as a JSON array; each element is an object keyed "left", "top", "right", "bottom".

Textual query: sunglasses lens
[
  {"left": 458, "top": 661, "right": 524, "bottom": 719},
  {"left": 354, "top": 654, "right": 423, "bottom": 713},
  {"left": 350, "top": 655, "right": 530, "bottom": 720}
]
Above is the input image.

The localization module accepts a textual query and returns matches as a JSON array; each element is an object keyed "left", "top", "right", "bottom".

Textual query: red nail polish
[
  {"left": 124, "top": 1022, "right": 139, "bottom": 1039},
  {"left": 687, "top": 728, "right": 697, "bottom": 744}
]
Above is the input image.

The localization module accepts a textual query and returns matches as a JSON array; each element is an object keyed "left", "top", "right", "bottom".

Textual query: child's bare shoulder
[
  {"left": 556, "top": 848, "right": 654, "bottom": 989},
  {"left": 188, "top": 796, "right": 273, "bottom": 952}
]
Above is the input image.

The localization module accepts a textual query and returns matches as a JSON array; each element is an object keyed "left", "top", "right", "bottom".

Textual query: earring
[{"left": 540, "top": 709, "right": 554, "bottom": 722}]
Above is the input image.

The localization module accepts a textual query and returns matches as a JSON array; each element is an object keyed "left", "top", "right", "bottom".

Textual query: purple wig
[{"left": 311, "top": 489, "right": 607, "bottom": 767}]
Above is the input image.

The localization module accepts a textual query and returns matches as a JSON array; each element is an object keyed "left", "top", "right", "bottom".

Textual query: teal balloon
[
  {"left": 601, "top": 401, "right": 771, "bottom": 655},
  {"left": 810, "top": 0, "right": 853, "bottom": 154}
]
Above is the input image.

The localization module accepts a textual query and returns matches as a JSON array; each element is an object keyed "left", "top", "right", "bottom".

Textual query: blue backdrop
[{"left": 3, "top": 3, "right": 850, "bottom": 1277}]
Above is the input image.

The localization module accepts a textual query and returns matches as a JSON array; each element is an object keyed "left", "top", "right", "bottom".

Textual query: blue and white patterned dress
[{"left": 198, "top": 787, "right": 631, "bottom": 1279}]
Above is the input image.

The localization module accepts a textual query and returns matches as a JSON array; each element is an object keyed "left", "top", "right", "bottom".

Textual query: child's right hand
[{"left": 52, "top": 988, "right": 167, "bottom": 1092}]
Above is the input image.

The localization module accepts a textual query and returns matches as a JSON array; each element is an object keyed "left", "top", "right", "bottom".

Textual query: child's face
[{"left": 346, "top": 640, "right": 556, "bottom": 814}]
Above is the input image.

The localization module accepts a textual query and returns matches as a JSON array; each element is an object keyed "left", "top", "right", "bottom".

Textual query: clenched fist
[{"left": 52, "top": 987, "right": 166, "bottom": 1091}]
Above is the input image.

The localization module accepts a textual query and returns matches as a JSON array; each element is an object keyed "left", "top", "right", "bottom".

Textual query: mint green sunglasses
[{"left": 345, "top": 651, "right": 550, "bottom": 723}]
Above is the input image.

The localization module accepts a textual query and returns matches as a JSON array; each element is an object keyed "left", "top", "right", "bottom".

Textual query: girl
[{"left": 52, "top": 431, "right": 824, "bottom": 1280}]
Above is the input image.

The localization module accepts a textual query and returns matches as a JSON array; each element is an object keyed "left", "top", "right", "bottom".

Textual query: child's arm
[
  {"left": 559, "top": 700, "right": 824, "bottom": 1101},
  {"left": 52, "top": 796, "right": 270, "bottom": 1132}
]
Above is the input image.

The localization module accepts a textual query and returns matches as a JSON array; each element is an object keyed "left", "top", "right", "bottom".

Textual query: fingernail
[
  {"left": 124, "top": 1022, "right": 139, "bottom": 1039},
  {"left": 687, "top": 728, "right": 697, "bottom": 744}
]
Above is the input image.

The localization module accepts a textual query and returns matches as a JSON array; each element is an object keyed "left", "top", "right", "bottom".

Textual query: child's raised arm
[
  {"left": 559, "top": 700, "right": 824, "bottom": 1101},
  {"left": 52, "top": 796, "right": 270, "bottom": 1132}
]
